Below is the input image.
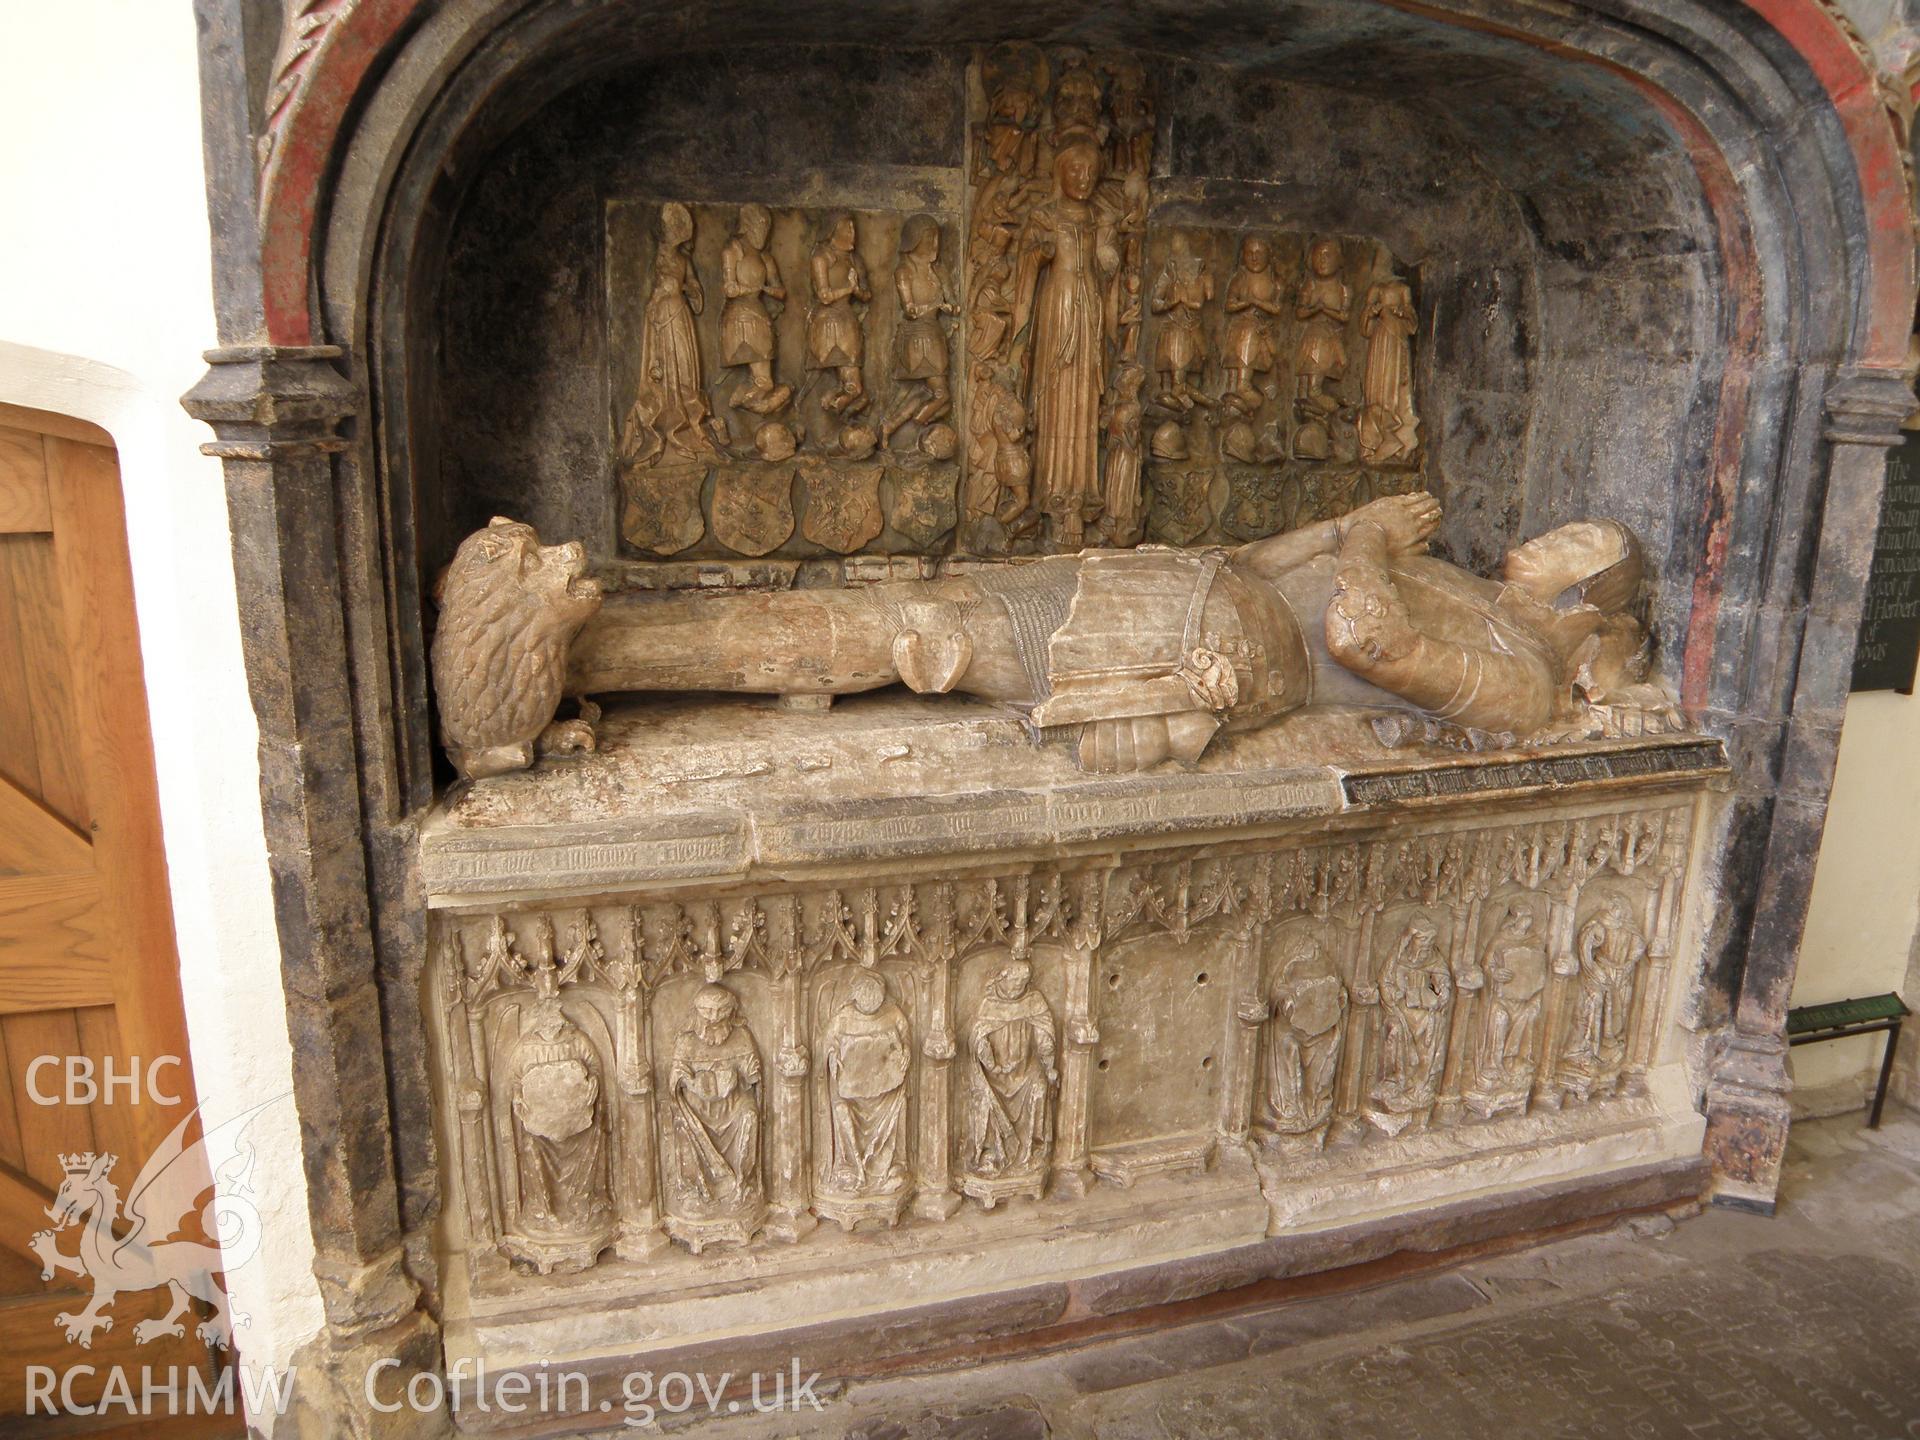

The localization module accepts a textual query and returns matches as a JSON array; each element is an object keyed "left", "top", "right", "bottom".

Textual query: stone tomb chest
[{"left": 421, "top": 696, "right": 1723, "bottom": 1397}]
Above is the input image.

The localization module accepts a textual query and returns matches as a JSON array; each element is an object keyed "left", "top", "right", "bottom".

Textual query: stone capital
[
  {"left": 1822, "top": 365, "right": 1915, "bottom": 448},
  {"left": 181, "top": 343, "right": 358, "bottom": 460}
]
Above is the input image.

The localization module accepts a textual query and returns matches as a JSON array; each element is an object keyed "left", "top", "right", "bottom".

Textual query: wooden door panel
[
  {"left": 0, "top": 532, "right": 88, "bottom": 832},
  {"left": 1, "top": 1011, "right": 94, "bottom": 1194},
  {"left": 73, "top": 1008, "right": 145, "bottom": 1186},
  {"left": 0, "top": 566, "right": 45, "bottom": 814},
  {"left": 0, "top": 408, "right": 226, "bottom": 1431},
  {"left": 0, "top": 776, "right": 90, "bottom": 876},
  {"left": 0, "top": 428, "right": 52, "bottom": 534}
]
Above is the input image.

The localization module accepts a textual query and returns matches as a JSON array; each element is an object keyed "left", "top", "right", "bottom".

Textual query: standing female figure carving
[{"left": 1012, "top": 137, "right": 1120, "bottom": 548}]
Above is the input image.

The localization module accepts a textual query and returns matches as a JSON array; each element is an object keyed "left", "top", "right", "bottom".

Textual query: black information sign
[{"left": 1853, "top": 426, "right": 1920, "bottom": 694}]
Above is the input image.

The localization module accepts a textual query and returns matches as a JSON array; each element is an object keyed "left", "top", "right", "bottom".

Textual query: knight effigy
[{"left": 430, "top": 492, "right": 1677, "bottom": 780}]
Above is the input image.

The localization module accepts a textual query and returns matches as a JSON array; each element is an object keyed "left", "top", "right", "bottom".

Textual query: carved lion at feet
[{"left": 432, "top": 517, "right": 604, "bottom": 781}]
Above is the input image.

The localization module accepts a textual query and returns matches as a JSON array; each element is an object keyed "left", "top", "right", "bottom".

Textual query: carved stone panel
[
  {"left": 428, "top": 788, "right": 1707, "bottom": 1303},
  {"left": 595, "top": 56, "right": 1432, "bottom": 571},
  {"left": 1087, "top": 914, "right": 1234, "bottom": 1173},
  {"left": 1247, "top": 916, "right": 1350, "bottom": 1151},
  {"left": 1133, "top": 227, "right": 1425, "bottom": 549},
  {"left": 954, "top": 946, "right": 1062, "bottom": 1208},
  {"left": 610, "top": 201, "right": 962, "bottom": 561}
]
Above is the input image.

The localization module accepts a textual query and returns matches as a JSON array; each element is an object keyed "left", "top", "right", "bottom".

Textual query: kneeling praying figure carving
[
  {"left": 1557, "top": 895, "right": 1646, "bottom": 1101},
  {"left": 664, "top": 983, "right": 765, "bottom": 1251},
  {"left": 1242, "top": 934, "right": 1348, "bottom": 1148},
  {"left": 961, "top": 957, "right": 1058, "bottom": 1207},
  {"left": 817, "top": 970, "right": 914, "bottom": 1228}
]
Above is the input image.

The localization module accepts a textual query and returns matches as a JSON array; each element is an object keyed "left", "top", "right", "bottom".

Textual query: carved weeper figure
[
  {"left": 665, "top": 984, "right": 764, "bottom": 1250},
  {"left": 440, "top": 493, "right": 1679, "bottom": 781},
  {"left": 1098, "top": 363, "right": 1147, "bottom": 545},
  {"left": 818, "top": 971, "right": 913, "bottom": 1225},
  {"left": 1222, "top": 236, "right": 1283, "bottom": 417},
  {"left": 430, "top": 517, "right": 602, "bottom": 780},
  {"left": 1367, "top": 915, "right": 1453, "bottom": 1134},
  {"left": 1151, "top": 231, "right": 1214, "bottom": 412},
  {"left": 1557, "top": 894, "right": 1647, "bottom": 1099},
  {"left": 963, "top": 368, "right": 1034, "bottom": 540},
  {"left": 1293, "top": 238, "right": 1351, "bottom": 460},
  {"left": 1465, "top": 904, "right": 1549, "bottom": 1119},
  {"left": 961, "top": 958, "right": 1058, "bottom": 1206},
  {"left": 720, "top": 203, "right": 793, "bottom": 417},
  {"left": 504, "top": 959, "right": 614, "bottom": 1274},
  {"left": 883, "top": 216, "right": 959, "bottom": 448},
  {"left": 808, "top": 214, "right": 872, "bottom": 417},
  {"left": 1241, "top": 934, "right": 1348, "bottom": 1146},
  {"left": 1359, "top": 275, "right": 1420, "bottom": 464},
  {"left": 622, "top": 201, "right": 720, "bottom": 465}
]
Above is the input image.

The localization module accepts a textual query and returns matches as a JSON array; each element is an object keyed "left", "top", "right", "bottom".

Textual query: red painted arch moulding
[
  {"left": 253, "top": 0, "right": 1914, "bottom": 354},
  {"left": 257, "top": 0, "right": 419, "bottom": 346}
]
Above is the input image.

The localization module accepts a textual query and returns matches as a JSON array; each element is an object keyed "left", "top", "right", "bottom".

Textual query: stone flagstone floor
[{"left": 588, "top": 1109, "right": 1920, "bottom": 1439}]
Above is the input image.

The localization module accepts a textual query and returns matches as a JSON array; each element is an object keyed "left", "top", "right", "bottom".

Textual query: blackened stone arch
[{"left": 186, "top": 0, "right": 1913, "bottom": 1430}]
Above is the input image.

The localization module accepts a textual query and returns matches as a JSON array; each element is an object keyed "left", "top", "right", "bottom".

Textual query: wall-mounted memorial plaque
[{"left": 1851, "top": 426, "right": 1920, "bottom": 694}]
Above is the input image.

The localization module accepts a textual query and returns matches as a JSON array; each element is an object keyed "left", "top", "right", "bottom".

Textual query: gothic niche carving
[
  {"left": 661, "top": 979, "right": 766, "bottom": 1252},
  {"left": 815, "top": 966, "right": 915, "bottom": 1228},
  {"left": 1463, "top": 899, "right": 1549, "bottom": 1119},
  {"left": 428, "top": 804, "right": 1700, "bottom": 1285},
  {"left": 1556, "top": 889, "right": 1650, "bottom": 1102},
  {"left": 959, "top": 950, "right": 1060, "bottom": 1207},
  {"left": 1243, "top": 926, "right": 1348, "bottom": 1150},
  {"left": 1363, "top": 909, "right": 1458, "bottom": 1136},
  {"left": 442, "top": 915, "right": 622, "bottom": 1275}
]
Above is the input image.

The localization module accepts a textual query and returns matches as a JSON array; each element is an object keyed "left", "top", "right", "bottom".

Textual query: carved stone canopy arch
[{"left": 185, "top": 0, "right": 1915, "bottom": 1431}]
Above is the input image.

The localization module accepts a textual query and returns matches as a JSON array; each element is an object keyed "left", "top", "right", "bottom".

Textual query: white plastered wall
[
  {"left": 0, "top": 0, "right": 324, "bottom": 1417},
  {"left": 1802, "top": 0, "right": 1920, "bottom": 1116},
  {"left": 1794, "top": 691, "right": 1920, "bottom": 1106}
]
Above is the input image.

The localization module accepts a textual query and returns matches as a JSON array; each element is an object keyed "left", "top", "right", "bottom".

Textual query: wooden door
[{"left": 0, "top": 402, "right": 231, "bottom": 1432}]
